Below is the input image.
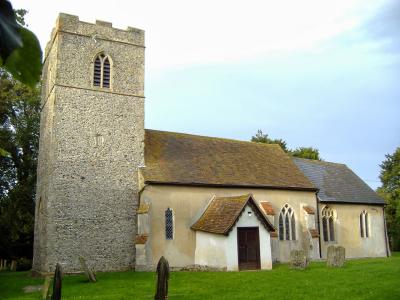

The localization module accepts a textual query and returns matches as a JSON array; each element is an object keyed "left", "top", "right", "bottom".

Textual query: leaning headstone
[
  {"left": 79, "top": 256, "right": 97, "bottom": 283},
  {"left": 42, "top": 276, "right": 52, "bottom": 300},
  {"left": 289, "top": 250, "right": 307, "bottom": 270},
  {"left": 301, "top": 230, "right": 312, "bottom": 267},
  {"left": 51, "top": 263, "right": 62, "bottom": 300},
  {"left": 327, "top": 245, "right": 345, "bottom": 267},
  {"left": 155, "top": 256, "right": 169, "bottom": 300},
  {"left": 10, "top": 260, "right": 17, "bottom": 271}
]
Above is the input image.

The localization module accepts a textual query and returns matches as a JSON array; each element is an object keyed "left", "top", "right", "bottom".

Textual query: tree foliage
[
  {"left": 0, "top": 1, "right": 42, "bottom": 87},
  {"left": 377, "top": 147, "right": 400, "bottom": 251},
  {"left": 251, "top": 129, "right": 322, "bottom": 160},
  {"left": 0, "top": 68, "right": 40, "bottom": 259},
  {"left": 291, "top": 147, "right": 321, "bottom": 160},
  {"left": 251, "top": 130, "right": 288, "bottom": 152}
]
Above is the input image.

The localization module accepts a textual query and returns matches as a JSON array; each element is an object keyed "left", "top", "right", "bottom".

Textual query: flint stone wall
[{"left": 33, "top": 13, "right": 145, "bottom": 273}]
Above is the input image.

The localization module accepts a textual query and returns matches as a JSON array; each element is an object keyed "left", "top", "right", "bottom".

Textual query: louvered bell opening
[
  {"left": 102, "top": 58, "right": 110, "bottom": 88},
  {"left": 93, "top": 57, "right": 102, "bottom": 87}
]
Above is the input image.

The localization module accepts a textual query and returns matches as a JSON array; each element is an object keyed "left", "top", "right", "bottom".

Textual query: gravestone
[
  {"left": 335, "top": 246, "right": 345, "bottom": 267},
  {"left": 289, "top": 250, "right": 307, "bottom": 270},
  {"left": 327, "top": 245, "right": 345, "bottom": 267},
  {"left": 301, "top": 230, "right": 312, "bottom": 267},
  {"left": 327, "top": 245, "right": 335, "bottom": 266},
  {"left": 155, "top": 256, "right": 169, "bottom": 300},
  {"left": 23, "top": 285, "right": 43, "bottom": 293},
  {"left": 0, "top": 259, "right": 3, "bottom": 270},
  {"left": 10, "top": 260, "right": 17, "bottom": 271},
  {"left": 52, "top": 263, "right": 62, "bottom": 300},
  {"left": 42, "top": 276, "right": 52, "bottom": 300},
  {"left": 79, "top": 256, "right": 97, "bottom": 282}
]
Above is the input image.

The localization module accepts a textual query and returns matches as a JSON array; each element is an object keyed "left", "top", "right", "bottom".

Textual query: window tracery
[
  {"left": 279, "top": 204, "right": 296, "bottom": 240},
  {"left": 93, "top": 53, "right": 111, "bottom": 88},
  {"left": 322, "top": 206, "right": 335, "bottom": 242},
  {"left": 360, "top": 210, "right": 369, "bottom": 238}
]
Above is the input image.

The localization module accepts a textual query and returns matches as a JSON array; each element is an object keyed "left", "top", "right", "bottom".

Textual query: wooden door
[{"left": 237, "top": 227, "right": 261, "bottom": 270}]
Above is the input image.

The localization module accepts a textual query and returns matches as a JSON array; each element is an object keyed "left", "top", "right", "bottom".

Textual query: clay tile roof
[
  {"left": 309, "top": 229, "right": 319, "bottom": 238},
  {"left": 303, "top": 205, "right": 315, "bottom": 214},
  {"left": 135, "top": 234, "right": 148, "bottom": 244},
  {"left": 260, "top": 202, "right": 275, "bottom": 215},
  {"left": 143, "top": 130, "right": 316, "bottom": 190},
  {"left": 137, "top": 203, "right": 150, "bottom": 214},
  {"left": 292, "top": 158, "right": 385, "bottom": 205},
  {"left": 191, "top": 194, "right": 275, "bottom": 235}
]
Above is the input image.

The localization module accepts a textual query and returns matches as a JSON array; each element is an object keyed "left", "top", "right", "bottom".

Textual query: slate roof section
[
  {"left": 292, "top": 158, "right": 385, "bottom": 205},
  {"left": 191, "top": 194, "right": 275, "bottom": 235},
  {"left": 143, "top": 129, "right": 316, "bottom": 190}
]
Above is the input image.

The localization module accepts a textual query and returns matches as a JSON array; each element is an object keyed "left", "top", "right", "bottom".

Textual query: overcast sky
[{"left": 13, "top": 0, "right": 400, "bottom": 189}]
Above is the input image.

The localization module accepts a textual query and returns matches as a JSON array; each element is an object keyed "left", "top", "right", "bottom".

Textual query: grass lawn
[{"left": 1, "top": 253, "right": 399, "bottom": 300}]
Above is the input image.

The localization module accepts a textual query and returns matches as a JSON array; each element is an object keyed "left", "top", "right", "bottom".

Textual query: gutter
[{"left": 144, "top": 181, "right": 318, "bottom": 192}]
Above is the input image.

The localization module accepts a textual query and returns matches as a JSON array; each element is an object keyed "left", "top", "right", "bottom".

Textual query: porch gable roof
[{"left": 191, "top": 194, "right": 275, "bottom": 235}]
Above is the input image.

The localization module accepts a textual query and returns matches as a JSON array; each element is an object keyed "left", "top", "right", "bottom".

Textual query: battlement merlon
[{"left": 45, "top": 13, "right": 145, "bottom": 58}]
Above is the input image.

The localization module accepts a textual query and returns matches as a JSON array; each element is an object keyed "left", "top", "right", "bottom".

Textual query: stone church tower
[{"left": 33, "top": 14, "right": 145, "bottom": 272}]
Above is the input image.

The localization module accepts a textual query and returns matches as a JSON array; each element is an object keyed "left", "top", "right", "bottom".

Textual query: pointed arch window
[
  {"left": 93, "top": 53, "right": 111, "bottom": 88},
  {"left": 279, "top": 204, "right": 296, "bottom": 241},
  {"left": 360, "top": 210, "right": 369, "bottom": 238},
  {"left": 322, "top": 207, "right": 335, "bottom": 242},
  {"left": 165, "top": 208, "right": 174, "bottom": 240}
]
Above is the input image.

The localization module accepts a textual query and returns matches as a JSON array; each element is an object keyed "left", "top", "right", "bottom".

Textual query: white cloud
[{"left": 13, "top": 0, "right": 387, "bottom": 69}]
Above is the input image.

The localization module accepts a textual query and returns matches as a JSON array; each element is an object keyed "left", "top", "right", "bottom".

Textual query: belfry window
[
  {"left": 360, "top": 210, "right": 369, "bottom": 238},
  {"left": 165, "top": 208, "right": 174, "bottom": 240},
  {"left": 93, "top": 53, "right": 111, "bottom": 88},
  {"left": 322, "top": 206, "right": 336, "bottom": 242},
  {"left": 278, "top": 204, "right": 296, "bottom": 241}
]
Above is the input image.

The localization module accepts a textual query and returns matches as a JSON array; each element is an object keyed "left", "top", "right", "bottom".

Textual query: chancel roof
[
  {"left": 191, "top": 194, "right": 275, "bottom": 235},
  {"left": 143, "top": 130, "right": 316, "bottom": 190},
  {"left": 292, "top": 158, "right": 385, "bottom": 205}
]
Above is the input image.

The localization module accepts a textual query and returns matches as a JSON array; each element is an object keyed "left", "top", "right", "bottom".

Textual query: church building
[{"left": 32, "top": 14, "right": 389, "bottom": 273}]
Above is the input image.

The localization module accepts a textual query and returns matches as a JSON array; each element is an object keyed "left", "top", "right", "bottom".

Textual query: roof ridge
[
  {"left": 292, "top": 157, "right": 347, "bottom": 167},
  {"left": 191, "top": 194, "right": 275, "bottom": 234},
  {"left": 145, "top": 128, "right": 283, "bottom": 148},
  {"left": 144, "top": 129, "right": 316, "bottom": 190}
]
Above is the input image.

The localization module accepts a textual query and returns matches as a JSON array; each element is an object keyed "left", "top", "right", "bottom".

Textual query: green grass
[{"left": 1, "top": 253, "right": 400, "bottom": 300}]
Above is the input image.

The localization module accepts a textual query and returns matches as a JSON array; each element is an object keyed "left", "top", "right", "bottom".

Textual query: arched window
[
  {"left": 322, "top": 206, "right": 335, "bottom": 242},
  {"left": 165, "top": 208, "right": 174, "bottom": 240},
  {"left": 279, "top": 204, "right": 296, "bottom": 241},
  {"left": 360, "top": 210, "right": 369, "bottom": 238},
  {"left": 93, "top": 53, "right": 111, "bottom": 88}
]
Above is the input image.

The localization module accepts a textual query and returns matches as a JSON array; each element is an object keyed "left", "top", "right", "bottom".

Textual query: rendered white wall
[
  {"left": 195, "top": 204, "right": 272, "bottom": 271},
  {"left": 195, "top": 231, "right": 227, "bottom": 268}
]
